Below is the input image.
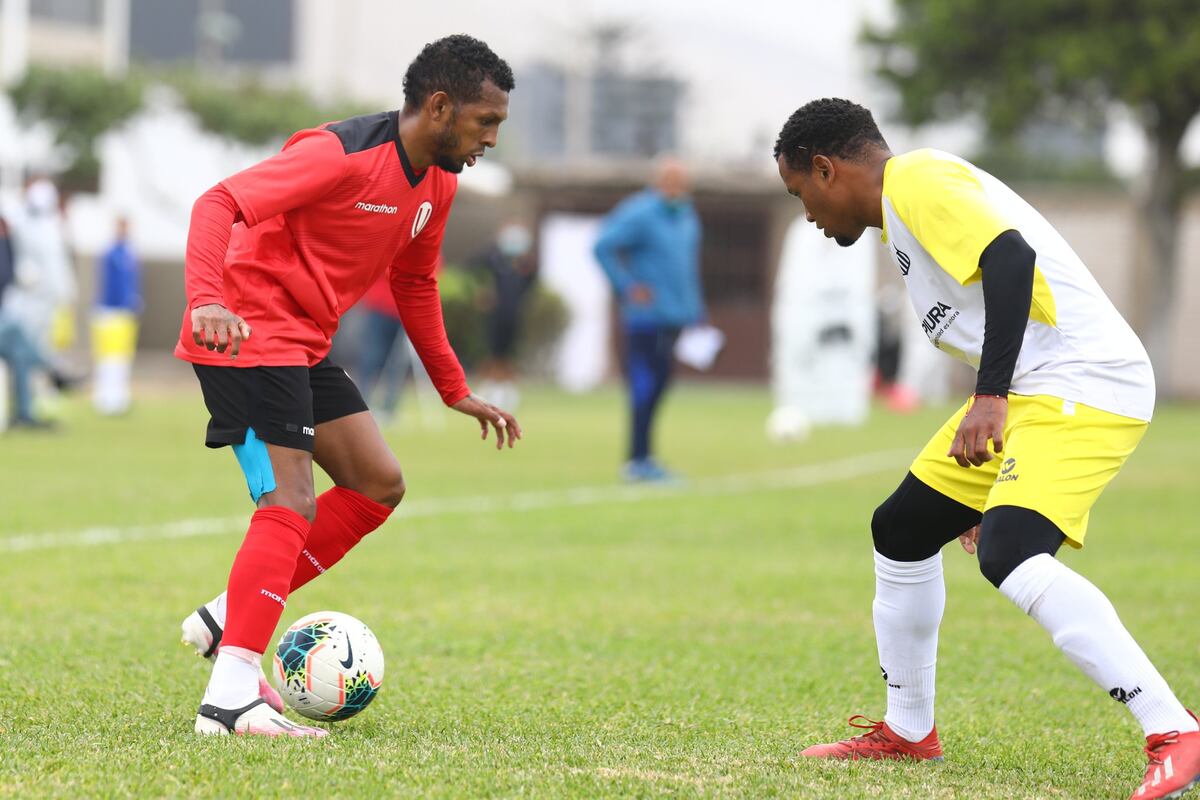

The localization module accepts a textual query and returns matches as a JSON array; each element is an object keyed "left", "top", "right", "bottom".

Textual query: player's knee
[
  {"left": 263, "top": 491, "right": 317, "bottom": 524},
  {"left": 375, "top": 471, "right": 406, "bottom": 508},
  {"left": 976, "top": 534, "right": 1013, "bottom": 588},
  {"left": 871, "top": 473, "right": 981, "bottom": 562},
  {"left": 976, "top": 506, "right": 1066, "bottom": 588},
  {"left": 870, "top": 500, "right": 894, "bottom": 556},
  {"left": 356, "top": 465, "right": 405, "bottom": 508}
]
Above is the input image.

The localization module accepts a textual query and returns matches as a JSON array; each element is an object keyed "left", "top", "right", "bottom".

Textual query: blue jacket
[
  {"left": 96, "top": 240, "right": 141, "bottom": 312},
  {"left": 594, "top": 189, "right": 704, "bottom": 327}
]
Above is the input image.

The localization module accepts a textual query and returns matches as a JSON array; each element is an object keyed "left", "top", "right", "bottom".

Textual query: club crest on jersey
[{"left": 412, "top": 201, "right": 433, "bottom": 237}]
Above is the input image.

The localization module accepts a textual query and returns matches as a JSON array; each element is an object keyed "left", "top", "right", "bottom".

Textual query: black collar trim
[{"left": 391, "top": 111, "right": 426, "bottom": 188}]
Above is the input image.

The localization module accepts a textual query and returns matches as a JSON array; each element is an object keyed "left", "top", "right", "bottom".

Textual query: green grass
[{"left": 1, "top": 383, "right": 1196, "bottom": 798}]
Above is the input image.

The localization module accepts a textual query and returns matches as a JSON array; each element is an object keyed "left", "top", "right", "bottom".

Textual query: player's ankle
[{"left": 219, "top": 645, "right": 263, "bottom": 668}]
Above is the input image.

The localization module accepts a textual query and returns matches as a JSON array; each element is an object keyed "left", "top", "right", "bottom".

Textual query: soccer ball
[
  {"left": 765, "top": 405, "right": 812, "bottom": 443},
  {"left": 272, "top": 610, "right": 384, "bottom": 722}
]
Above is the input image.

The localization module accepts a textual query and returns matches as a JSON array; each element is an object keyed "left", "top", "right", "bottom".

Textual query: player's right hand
[
  {"left": 191, "top": 303, "right": 251, "bottom": 359},
  {"left": 451, "top": 393, "right": 522, "bottom": 450}
]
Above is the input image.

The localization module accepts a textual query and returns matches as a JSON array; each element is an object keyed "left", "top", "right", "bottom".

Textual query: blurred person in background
[
  {"left": 775, "top": 98, "right": 1197, "bottom": 800},
  {"left": 0, "top": 213, "right": 52, "bottom": 430},
  {"left": 92, "top": 217, "right": 142, "bottom": 415},
  {"left": 0, "top": 180, "right": 78, "bottom": 429},
  {"left": 5, "top": 177, "right": 77, "bottom": 357},
  {"left": 472, "top": 221, "right": 536, "bottom": 411},
  {"left": 352, "top": 269, "right": 412, "bottom": 425},
  {"left": 594, "top": 157, "right": 705, "bottom": 483},
  {"left": 174, "top": 35, "right": 520, "bottom": 738},
  {"left": 0, "top": 216, "right": 13, "bottom": 298}
]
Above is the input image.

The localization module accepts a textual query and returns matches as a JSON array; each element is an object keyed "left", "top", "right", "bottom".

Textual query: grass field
[{"left": 1, "top": 381, "right": 1197, "bottom": 799}]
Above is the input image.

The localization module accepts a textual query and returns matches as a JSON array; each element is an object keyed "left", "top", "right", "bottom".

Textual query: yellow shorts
[
  {"left": 91, "top": 311, "right": 139, "bottom": 360},
  {"left": 909, "top": 394, "right": 1147, "bottom": 548}
]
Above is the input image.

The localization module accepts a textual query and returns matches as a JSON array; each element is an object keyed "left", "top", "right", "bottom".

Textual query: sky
[{"left": 297, "top": 0, "right": 977, "bottom": 171}]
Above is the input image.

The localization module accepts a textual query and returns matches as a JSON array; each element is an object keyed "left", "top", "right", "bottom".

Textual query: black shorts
[{"left": 192, "top": 358, "right": 368, "bottom": 452}]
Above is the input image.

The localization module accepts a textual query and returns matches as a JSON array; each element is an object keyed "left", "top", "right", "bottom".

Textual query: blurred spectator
[
  {"left": 0, "top": 216, "right": 12, "bottom": 298},
  {"left": 0, "top": 213, "right": 58, "bottom": 430},
  {"left": 353, "top": 271, "right": 412, "bottom": 425},
  {"left": 5, "top": 178, "right": 77, "bottom": 356},
  {"left": 471, "top": 221, "right": 537, "bottom": 411},
  {"left": 92, "top": 217, "right": 141, "bottom": 415},
  {"left": 594, "top": 157, "right": 705, "bottom": 482}
]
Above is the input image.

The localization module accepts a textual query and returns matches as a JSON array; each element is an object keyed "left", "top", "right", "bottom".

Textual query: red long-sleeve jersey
[{"left": 174, "top": 110, "right": 469, "bottom": 406}]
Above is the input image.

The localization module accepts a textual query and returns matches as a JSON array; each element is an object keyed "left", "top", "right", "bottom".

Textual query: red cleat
[
  {"left": 801, "top": 715, "right": 944, "bottom": 761},
  {"left": 1130, "top": 711, "right": 1200, "bottom": 800}
]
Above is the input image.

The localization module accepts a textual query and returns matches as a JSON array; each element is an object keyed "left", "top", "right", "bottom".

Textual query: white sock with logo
[
  {"left": 874, "top": 551, "right": 943, "bottom": 742},
  {"left": 1000, "top": 554, "right": 1197, "bottom": 736},
  {"left": 202, "top": 648, "right": 261, "bottom": 710}
]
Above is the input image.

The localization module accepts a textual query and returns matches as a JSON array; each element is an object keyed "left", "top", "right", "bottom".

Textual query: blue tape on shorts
[{"left": 232, "top": 427, "right": 276, "bottom": 503}]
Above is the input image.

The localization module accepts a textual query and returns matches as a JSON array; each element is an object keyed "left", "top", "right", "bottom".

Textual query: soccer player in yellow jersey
[{"left": 774, "top": 98, "right": 1198, "bottom": 800}]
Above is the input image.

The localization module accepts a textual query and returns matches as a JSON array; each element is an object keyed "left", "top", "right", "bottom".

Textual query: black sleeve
[{"left": 975, "top": 229, "right": 1036, "bottom": 396}]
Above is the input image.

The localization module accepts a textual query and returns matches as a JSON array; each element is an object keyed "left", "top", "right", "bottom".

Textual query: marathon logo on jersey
[
  {"left": 921, "top": 301, "right": 960, "bottom": 348},
  {"left": 260, "top": 588, "right": 286, "bottom": 607},
  {"left": 285, "top": 423, "right": 316, "bottom": 437},
  {"left": 1110, "top": 686, "right": 1143, "bottom": 704},
  {"left": 412, "top": 201, "right": 433, "bottom": 238},
  {"left": 893, "top": 245, "right": 911, "bottom": 276},
  {"left": 355, "top": 201, "right": 399, "bottom": 215}
]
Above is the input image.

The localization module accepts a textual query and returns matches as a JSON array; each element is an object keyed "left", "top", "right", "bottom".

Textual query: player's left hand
[
  {"left": 452, "top": 393, "right": 522, "bottom": 450},
  {"left": 948, "top": 394, "right": 1007, "bottom": 468},
  {"left": 959, "top": 524, "right": 981, "bottom": 554}
]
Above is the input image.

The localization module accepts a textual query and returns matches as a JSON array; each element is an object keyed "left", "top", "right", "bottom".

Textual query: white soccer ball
[
  {"left": 272, "top": 610, "right": 385, "bottom": 722},
  {"left": 765, "top": 405, "right": 812, "bottom": 443}
]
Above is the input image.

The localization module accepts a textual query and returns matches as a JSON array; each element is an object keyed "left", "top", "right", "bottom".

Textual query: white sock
[
  {"left": 207, "top": 591, "right": 227, "bottom": 629},
  {"left": 202, "top": 649, "right": 260, "bottom": 710},
  {"left": 874, "top": 550, "right": 943, "bottom": 742},
  {"left": 1000, "top": 554, "right": 1198, "bottom": 736}
]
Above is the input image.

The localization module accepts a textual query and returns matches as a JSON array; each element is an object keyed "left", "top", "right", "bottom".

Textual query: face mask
[{"left": 497, "top": 225, "right": 532, "bottom": 257}]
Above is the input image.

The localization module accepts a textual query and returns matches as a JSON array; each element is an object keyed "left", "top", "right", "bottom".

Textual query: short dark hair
[
  {"left": 773, "top": 98, "right": 888, "bottom": 171},
  {"left": 403, "top": 34, "right": 515, "bottom": 109}
]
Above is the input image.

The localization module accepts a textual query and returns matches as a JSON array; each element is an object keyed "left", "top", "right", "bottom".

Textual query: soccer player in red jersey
[{"left": 175, "top": 35, "right": 520, "bottom": 737}]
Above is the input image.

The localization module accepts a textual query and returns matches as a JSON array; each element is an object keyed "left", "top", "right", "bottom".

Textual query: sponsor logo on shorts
[
  {"left": 355, "top": 201, "right": 398, "bottom": 215},
  {"left": 996, "top": 457, "right": 1019, "bottom": 483},
  {"left": 260, "top": 588, "right": 286, "bottom": 607}
]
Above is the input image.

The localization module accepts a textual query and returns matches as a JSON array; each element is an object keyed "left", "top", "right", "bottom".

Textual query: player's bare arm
[
  {"left": 190, "top": 303, "right": 252, "bottom": 358},
  {"left": 452, "top": 393, "right": 522, "bottom": 450}
]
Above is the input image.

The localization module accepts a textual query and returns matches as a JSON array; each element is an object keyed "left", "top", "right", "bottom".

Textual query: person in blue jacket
[
  {"left": 594, "top": 158, "right": 705, "bottom": 482},
  {"left": 92, "top": 217, "right": 141, "bottom": 415}
]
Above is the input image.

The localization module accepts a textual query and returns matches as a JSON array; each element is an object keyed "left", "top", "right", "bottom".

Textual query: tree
[
  {"left": 8, "top": 66, "right": 145, "bottom": 191},
  {"left": 864, "top": 1, "right": 1200, "bottom": 393}
]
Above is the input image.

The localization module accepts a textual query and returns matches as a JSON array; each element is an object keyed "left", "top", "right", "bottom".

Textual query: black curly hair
[
  {"left": 773, "top": 98, "right": 888, "bottom": 172},
  {"left": 403, "top": 34, "right": 515, "bottom": 110}
]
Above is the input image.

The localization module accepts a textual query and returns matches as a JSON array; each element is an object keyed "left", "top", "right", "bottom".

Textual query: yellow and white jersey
[{"left": 881, "top": 149, "right": 1154, "bottom": 421}]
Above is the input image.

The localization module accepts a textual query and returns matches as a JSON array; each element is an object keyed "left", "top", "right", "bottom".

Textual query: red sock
[
  {"left": 222, "top": 506, "right": 311, "bottom": 653},
  {"left": 289, "top": 487, "right": 393, "bottom": 592}
]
